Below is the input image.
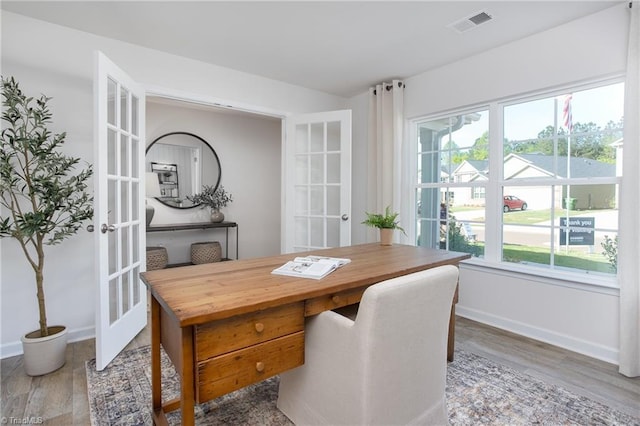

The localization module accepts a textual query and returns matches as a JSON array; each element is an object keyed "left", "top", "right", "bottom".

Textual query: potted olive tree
[
  {"left": 0, "top": 76, "right": 93, "bottom": 375},
  {"left": 362, "top": 205, "right": 406, "bottom": 245}
]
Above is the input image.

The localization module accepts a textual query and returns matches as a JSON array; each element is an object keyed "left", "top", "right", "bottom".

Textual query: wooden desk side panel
[
  {"left": 196, "top": 332, "right": 304, "bottom": 403},
  {"left": 160, "top": 306, "right": 184, "bottom": 374}
]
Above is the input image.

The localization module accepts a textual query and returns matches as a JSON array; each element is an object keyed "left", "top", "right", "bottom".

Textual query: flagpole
[{"left": 563, "top": 94, "right": 573, "bottom": 254}]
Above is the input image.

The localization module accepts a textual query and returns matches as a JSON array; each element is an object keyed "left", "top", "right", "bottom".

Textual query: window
[
  {"left": 415, "top": 109, "right": 488, "bottom": 257},
  {"left": 413, "top": 81, "right": 623, "bottom": 277}
]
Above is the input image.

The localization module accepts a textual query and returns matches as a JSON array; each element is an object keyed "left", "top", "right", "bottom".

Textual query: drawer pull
[
  {"left": 254, "top": 322, "right": 265, "bottom": 333},
  {"left": 331, "top": 295, "right": 341, "bottom": 304},
  {"left": 256, "top": 361, "right": 265, "bottom": 372}
]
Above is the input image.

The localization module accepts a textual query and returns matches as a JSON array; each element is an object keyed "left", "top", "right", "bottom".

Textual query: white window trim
[{"left": 409, "top": 76, "right": 624, "bottom": 288}]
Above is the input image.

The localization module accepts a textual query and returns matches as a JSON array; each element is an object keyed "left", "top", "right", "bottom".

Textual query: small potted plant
[
  {"left": 187, "top": 184, "right": 233, "bottom": 222},
  {"left": 362, "top": 205, "right": 406, "bottom": 245},
  {"left": 0, "top": 76, "right": 93, "bottom": 375}
]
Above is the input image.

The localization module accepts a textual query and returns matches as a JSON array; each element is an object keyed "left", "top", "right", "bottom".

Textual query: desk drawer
[
  {"left": 195, "top": 302, "right": 304, "bottom": 361},
  {"left": 196, "top": 331, "right": 304, "bottom": 403},
  {"left": 305, "top": 286, "right": 366, "bottom": 316}
]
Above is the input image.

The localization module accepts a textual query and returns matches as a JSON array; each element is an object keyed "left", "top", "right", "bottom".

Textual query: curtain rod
[{"left": 373, "top": 81, "right": 405, "bottom": 95}]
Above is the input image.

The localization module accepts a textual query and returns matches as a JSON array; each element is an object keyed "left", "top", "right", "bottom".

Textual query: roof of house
[
  {"left": 447, "top": 153, "right": 615, "bottom": 179},
  {"left": 511, "top": 153, "right": 615, "bottom": 178}
]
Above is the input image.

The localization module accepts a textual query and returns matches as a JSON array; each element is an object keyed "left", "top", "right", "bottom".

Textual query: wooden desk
[{"left": 141, "top": 243, "right": 470, "bottom": 425}]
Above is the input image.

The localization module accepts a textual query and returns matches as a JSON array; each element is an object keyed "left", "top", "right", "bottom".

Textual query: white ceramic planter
[
  {"left": 21, "top": 325, "right": 68, "bottom": 376},
  {"left": 380, "top": 228, "right": 394, "bottom": 245}
]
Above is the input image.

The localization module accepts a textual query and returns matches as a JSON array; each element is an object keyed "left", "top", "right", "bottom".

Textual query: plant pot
[
  {"left": 21, "top": 325, "right": 68, "bottom": 376},
  {"left": 380, "top": 228, "right": 394, "bottom": 246},
  {"left": 210, "top": 209, "right": 224, "bottom": 223}
]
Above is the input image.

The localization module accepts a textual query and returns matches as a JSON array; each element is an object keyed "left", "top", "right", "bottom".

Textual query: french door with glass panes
[
  {"left": 284, "top": 110, "right": 351, "bottom": 253},
  {"left": 93, "top": 51, "right": 147, "bottom": 370}
]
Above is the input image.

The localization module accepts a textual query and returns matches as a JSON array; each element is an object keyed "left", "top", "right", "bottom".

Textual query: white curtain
[
  {"left": 367, "top": 80, "right": 405, "bottom": 242},
  {"left": 619, "top": 1, "right": 640, "bottom": 378}
]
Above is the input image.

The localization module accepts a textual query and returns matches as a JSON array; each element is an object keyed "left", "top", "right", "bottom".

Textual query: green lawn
[
  {"left": 502, "top": 244, "right": 613, "bottom": 273},
  {"left": 454, "top": 241, "right": 614, "bottom": 273},
  {"left": 450, "top": 208, "right": 606, "bottom": 225}
]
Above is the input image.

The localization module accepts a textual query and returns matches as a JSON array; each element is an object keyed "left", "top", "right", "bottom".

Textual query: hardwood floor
[{"left": 1, "top": 317, "right": 638, "bottom": 424}]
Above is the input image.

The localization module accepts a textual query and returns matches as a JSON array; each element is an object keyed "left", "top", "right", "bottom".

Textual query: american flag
[{"left": 563, "top": 94, "right": 573, "bottom": 132}]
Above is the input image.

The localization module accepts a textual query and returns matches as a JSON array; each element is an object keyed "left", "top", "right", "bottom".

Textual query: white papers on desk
[{"left": 271, "top": 256, "right": 351, "bottom": 280}]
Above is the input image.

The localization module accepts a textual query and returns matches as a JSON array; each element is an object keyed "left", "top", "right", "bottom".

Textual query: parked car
[{"left": 503, "top": 195, "right": 527, "bottom": 212}]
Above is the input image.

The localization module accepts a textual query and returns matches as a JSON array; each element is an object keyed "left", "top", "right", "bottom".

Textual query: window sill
[{"left": 459, "top": 257, "right": 619, "bottom": 295}]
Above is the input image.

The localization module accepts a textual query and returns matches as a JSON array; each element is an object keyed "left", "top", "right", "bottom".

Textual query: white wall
[
  {"left": 145, "top": 101, "right": 282, "bottom": 262},
  {"left": 400, "top": 3, "right": 628, "bottom": 364},
  {"left": 0, "top": 11, "right": 347, "bottom": 357}
]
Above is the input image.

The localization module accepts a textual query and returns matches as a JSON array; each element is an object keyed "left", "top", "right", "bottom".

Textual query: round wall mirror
[{"left": 145, "top": 132, "right": 221, "bottom": 209}]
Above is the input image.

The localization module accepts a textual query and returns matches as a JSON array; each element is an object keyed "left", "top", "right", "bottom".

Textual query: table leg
[
  {"left": 151, "top": 297, "right": 164, "bottom": 425},
  {"left": 180, "top": 327, "right": 195, "bottom": 425}
]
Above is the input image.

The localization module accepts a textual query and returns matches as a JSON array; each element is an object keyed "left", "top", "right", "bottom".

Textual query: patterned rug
[{"left": 86, "top": 346, "right": 639, "bottom": 425}]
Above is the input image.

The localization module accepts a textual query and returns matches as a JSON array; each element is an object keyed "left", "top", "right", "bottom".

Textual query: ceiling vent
[{"left": 448, "top": 11, "right": 493, "bottom": 33}]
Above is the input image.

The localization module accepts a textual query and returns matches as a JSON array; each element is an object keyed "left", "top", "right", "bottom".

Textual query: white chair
[{"left": 277, "top": 265, "right": 459, "bottom": 426}]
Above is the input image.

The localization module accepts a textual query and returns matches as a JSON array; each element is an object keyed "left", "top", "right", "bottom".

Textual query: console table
[
  {"left": 141, "top": 243, "right": 470, "bottom": 425},
  {"left": 147, "top": 221, "right": 238, "bottom": 262}
]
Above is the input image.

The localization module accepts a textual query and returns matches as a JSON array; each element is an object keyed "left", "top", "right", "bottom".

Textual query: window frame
[{"left": 408, "top": 77, "right": 623, "bottom": 288}]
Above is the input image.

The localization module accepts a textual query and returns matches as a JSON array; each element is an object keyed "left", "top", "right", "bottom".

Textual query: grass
[
  {"left": 450, "top": 208, "right": 607, "bottom": 225},
  {"left": 455, "top": 241, "right": 614, "bottom": 273},
  {"left": 502, "top": 244, "right": 613, "bottom": 273}
]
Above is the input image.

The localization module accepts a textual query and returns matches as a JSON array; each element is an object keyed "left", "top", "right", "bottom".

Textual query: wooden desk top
[{"left": 141, "top": 243, "right": 470, "bottom": 327}]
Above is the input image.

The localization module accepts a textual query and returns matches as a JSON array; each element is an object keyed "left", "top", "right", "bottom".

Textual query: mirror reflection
[{"left": 145, "top": 132, "right": 221, "bottom": 209}]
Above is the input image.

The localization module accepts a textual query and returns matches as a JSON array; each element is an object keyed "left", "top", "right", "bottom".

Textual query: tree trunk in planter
[
  {"left": 21, "top": 325, "right": 67, "bottom": 376},
  {"left": 380, "top": 228, "right": 394, "bottom": 246}
]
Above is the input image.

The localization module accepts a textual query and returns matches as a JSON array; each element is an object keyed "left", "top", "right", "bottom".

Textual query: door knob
[
  {"left": 87, "top": 225, "right": 95, "bottom": 232},
  {"left": 341, "top": 214, "right": 349, "bottom": 221},
  {"left": 101, "top": 224, "right": 116, "bottom": 234}
]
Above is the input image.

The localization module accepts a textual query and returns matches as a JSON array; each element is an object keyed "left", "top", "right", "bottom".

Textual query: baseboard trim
[
  {"left": 1, "top": 326, "right": 95, "bottom": 359},
  {"left": 456, "top": 305, "right": 619, "bottom": 365}
]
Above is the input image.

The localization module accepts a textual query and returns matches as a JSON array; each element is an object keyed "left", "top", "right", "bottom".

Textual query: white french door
[
  {"left": 284, "top": 110, "right": 352, "bottom": 253},
  {"left": 94, "top": 52, "right": 147, "bottom": 370}
]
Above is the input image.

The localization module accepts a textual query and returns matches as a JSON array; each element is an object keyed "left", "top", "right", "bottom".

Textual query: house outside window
[{"left": 412, "top": 80, "right": 623, "bottom": 278}]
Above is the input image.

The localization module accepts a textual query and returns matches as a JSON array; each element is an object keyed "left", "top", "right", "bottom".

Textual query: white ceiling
[{"left": 1, "top": 1, "right": 622, "bottom": 98}]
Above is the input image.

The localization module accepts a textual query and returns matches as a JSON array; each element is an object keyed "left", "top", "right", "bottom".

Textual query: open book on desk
[{"left": 271, "top": 256, "right": 351, "bottom": 280}]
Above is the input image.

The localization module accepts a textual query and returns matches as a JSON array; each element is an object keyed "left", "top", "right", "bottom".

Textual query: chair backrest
[{"left": 352, "top": 265, "right": 459, "bottom": 424}]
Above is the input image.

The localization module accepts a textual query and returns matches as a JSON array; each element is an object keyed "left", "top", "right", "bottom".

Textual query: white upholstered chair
[{"left": 277, "top": 265, "right": 459, "bottom": 426}]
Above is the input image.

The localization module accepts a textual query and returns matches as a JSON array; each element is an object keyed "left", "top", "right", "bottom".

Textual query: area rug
[{"left": 86, "top": 346, "right": 639, "bottom": 425}]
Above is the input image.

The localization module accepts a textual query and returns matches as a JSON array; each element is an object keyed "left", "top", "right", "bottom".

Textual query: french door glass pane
[
  {"left": 107, "top": 78, "right": 116, "bottom": 126},
  {"left": 132, "top": 266, "right": 140, "bottom": 305},
  {"left": 295, "top": 156, "right": 308, "bottom": 184},
  {"left": 295, "top": 186, "right": 308, "bottom": 214},
  {"left": 310, "top": 218, "right": 324, "bottom": 246},
  {"left": 310, "top": 123, "right": 323, "bottom": 151},
  {"left": 327, "top": 186, "right": 340, "bottom": 216},
  {"left": 295, "top": 124, "right": 308, "bottom": 153},
  {"left": 327, "top": 121, "right": 340, "bottom": 151},
  {"left": 120, "top": 135, "right": 129, "bottom": 177},
  {"left": 131, "top": 96, "right": 139, "bottom": 136},
  {"left": 310, "top": 154, "right": 324, "bottom": 184},
  {"left": 310, "top": 186, "right": 324, "bottom": 215},
  {"left": 131, "top": 137, "right": 139, "bottom": 178},
  {"left": 121, "top": 225, "right": 129, "bottom": 268},
  {"left": 120, "top": 181, "right": 129, "bottom": 222},
  {"left": 120, "top": 86, "right": 129, "bottom": 132},
  {"left": 121, "top": 270, "right": 130, "bottom": 314},
  {"left": 327, "top": 218, "right": 340, "bottom": 247},
  {"left": 109, "top": 278, "right": 117, "bottom": 324},
  {"left": 295, "top": 218, "right": 308, "bottom": 246},
  {"left": 327, "top": 153, "right": 340, "bottom": 184},
  {"left": 108, "top": 129, "right": 117, "bottom": 175}
]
